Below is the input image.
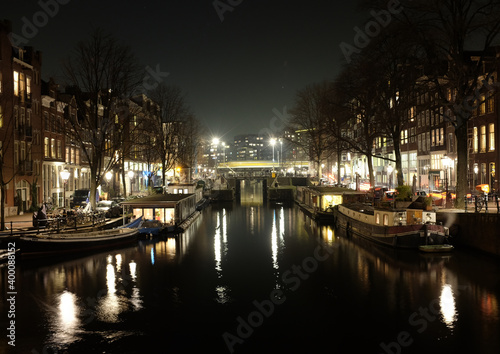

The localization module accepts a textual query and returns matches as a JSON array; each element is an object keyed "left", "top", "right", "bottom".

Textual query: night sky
[{"left": 3, "top": 0, "right": 366, "bottom": 139}]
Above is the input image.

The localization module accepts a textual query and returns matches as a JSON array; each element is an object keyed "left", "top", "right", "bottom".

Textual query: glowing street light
[
  {"left": 60, "top": 169, "right": 70, "bottom": 210},
  {"left": 270, "top": 138, "right": 276, "bottom": 163}
]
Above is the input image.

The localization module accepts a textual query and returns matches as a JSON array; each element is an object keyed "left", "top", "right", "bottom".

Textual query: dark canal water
[{"left": 1, "top": 180, "right": 500, "bottom": 353}]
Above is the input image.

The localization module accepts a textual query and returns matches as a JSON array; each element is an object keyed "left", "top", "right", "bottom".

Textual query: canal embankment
[{"left": 437, "top": 209, "right": 500, "bottom": 257}]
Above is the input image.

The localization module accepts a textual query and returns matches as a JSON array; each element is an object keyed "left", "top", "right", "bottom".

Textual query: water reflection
[
  {"left": 440, "top": 284, "right": 457, "bottom": 328},
  {"left": 271, "top": 208, "right": 286, "bottom": 271},
  {"left": 97, "top": 262, "right": 121, "bottom": 322},
  {"left": 214, "top": 209, "right": 230, "bottom": 303},
  {"left": 51, "top": 290, "right": 81, "bottom": 345}
]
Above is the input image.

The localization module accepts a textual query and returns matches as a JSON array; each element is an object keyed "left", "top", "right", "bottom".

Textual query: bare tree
[
  {"left": 367, "top": 0, "right": 500, "bottom": 205},
  {"left": 147, "top": 84, "right": 193, "bottom": 185},
  {"left": 331, "top": 62, "right": 383, "bottom": 188},
  {"left": 63, "top": 29, "right": 142, "bottom": 208},
  {"left": 287, "top": 81, "right": 335, "bottom": 179}
]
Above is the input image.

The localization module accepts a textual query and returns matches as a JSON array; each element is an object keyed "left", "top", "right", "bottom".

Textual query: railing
[
  {"left": 1, "top": 211, "right": 107, "bottom": 236},
  {"left": 464, "top": 194, "right": 500, "bottom": 213}
]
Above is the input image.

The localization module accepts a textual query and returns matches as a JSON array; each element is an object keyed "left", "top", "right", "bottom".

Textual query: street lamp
[
  {"left": 128, "top": 170, "right": 134, "bottom": 196},
  {"left": 387, "top": 165, "right": 393, "bottom": 189},
  {"left": 270, "top": 138, "right": 276, "bottom": 163},
  {"left": 442, "top": 155, "right": 451, "bottom": 208},
  {"left": 474, "top": 163, "right": 479, "bottom": 186},
  {"left": 60, "top": 169, "right": 70, "bottom": 210}
]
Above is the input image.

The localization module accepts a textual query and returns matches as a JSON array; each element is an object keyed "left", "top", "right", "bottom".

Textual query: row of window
[
  {"left": 472, "top": 124, "right": 495, "bottom": 153},
  {"left": 42, "top": 137, "right": 81, "bottom": 164},
  {"left": 13, "top": 70, "right": 32, "bottom": 98}
]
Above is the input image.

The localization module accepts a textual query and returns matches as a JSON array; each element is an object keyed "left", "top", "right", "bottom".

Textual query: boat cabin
[
  {"left": 296, "top": 186, "right": 365, "bottom": 212},
  {"left": 338, "top": 204, "right": 437, "bottom": 227},
  {"left": 121, "top": 189, "right": 202, "bottom": 227}
]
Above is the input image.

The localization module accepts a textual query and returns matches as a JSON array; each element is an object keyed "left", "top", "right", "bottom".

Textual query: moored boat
[
  {"left": 419, "top": 244, "right": 454, "bottom": 253},
  {"left": 334, "top": 203, "right": 449, "bottom": 249},
  {"left": 19, "top": 228, "right": 139, "bottom": 259}
]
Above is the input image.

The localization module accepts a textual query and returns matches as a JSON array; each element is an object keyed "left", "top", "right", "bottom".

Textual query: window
[
  {"left": 383, "top": 214, "right": 389, "bottom": 226},
  {"left": 14, "top": 141, "right": 18, "bottom": 165},
  {"left": 431, "top": 130, "right": 435, "bottom": 147},
  {"left": 473, "top": 127, "right": 478, "bottom": 153},
  {"left": 26, "top": 76, "right": 31, "bottom": 99},
  {"left": 440, "top": 128, "right": 444, "bottom": 146},
  {"left": 376, "top": 213, "right": 380, "bottom": 224},
  {"left": 14, "top": 106, "right": 18, "bottom": 128},
  {"left": 44, "top": 138, "right": 49, "bottom": 157},
  {"left": 489, "top": 123, "right": 495, "bottom": 151},
  {"left": 51, "top": 138, "right": 56, "bottom": 158},
  {"left": 487, "top": 95, "right": 494, "bottom": 113},
  {"left": 20, "top": 108, "right": 25, "bottom": 126},
  {"left": 480, "top": 125, "right": 486, "bottom": 153},
  {"left": 44, "top": 112, "right": 49, "bottom": 130},
  {"left": 57, "top": 140, "right": 62, "bottom": 159},
  {"left": 481, "top": 163, "right": 487, "bottom": 184},
  {"left": 479, "top": 95, "right": 486, "bottom": 115},
  {"left": 19, "top": 73, "right": 25, "bottom": 97},
  {"left": 0, "top": 105, "right": 3, "bottom": 128},
  {"left": 13, "top": 71, "right": 19, "bottom": 96},
  {"left": 20, "top": 141, "right": 25, "bottom": 162}
]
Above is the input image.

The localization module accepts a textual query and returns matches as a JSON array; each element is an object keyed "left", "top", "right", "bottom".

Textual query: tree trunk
[
  {"left": 366, "top": 154, "right": 375, "bottom": 188},
  {"left": 455, "top": 123, "right": 468, "bottom": 208},
  {"left": 393, "top": 134, "right": 404, "bottom": 187}
]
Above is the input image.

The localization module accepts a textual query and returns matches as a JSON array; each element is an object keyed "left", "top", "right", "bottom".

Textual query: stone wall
[{"left": 438, "top": 212, "right": 500, "bottom": 257}]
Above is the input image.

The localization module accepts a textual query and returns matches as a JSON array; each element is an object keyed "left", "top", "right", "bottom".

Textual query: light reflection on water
[
  {"left": 214, "top": 209, "right": 230, "bottom": 303},
  {"left": 5, "top": 191, "right": 500, "bottom": 353},
  {"left": 440, "top": 284, "right": 457, "bottom": 328},
  {"left": 51, "top": 290, "right": 81, "bottom": 345}
]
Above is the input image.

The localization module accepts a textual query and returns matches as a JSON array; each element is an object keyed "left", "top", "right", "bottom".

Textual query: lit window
[
  {"left": 51, "top": 138, "right": 56, "bottom": 158},
  {"left": 13, "top": 71, "right": 19, "bottom": 96},
  {"left": 480, "top": 125, "right": 486, "bottom": 153},
  {"left": 473, "top": 127, "right": 478, "bottom": 153},
  {"left": 44, "top": 138, "right": 49, "bottom": 157},
  {"left": 489, "top": 123, "right": 495, "bottom": 151}
]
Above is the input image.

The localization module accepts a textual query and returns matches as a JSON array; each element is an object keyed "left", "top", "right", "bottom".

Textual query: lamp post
[
  {"left": 442, "top": 155, "right": 451, "bottom": 208},
  {"left": 474, "top": 163, "right": 478, "bottom": 187},
  {"left": 270, "top": 138, "right": 276, "bottom": 175},
  {"left": 128, "top": 170, "right": 134, "bottom": 196},
  {"left": 387, "top": 165, "right": 393, "bottom": 189},
  {"left": 60, "top": 169, "right": 70, "bottom": 210}
]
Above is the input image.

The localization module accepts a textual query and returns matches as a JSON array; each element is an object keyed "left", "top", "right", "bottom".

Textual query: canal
[{"left": 1, "top": 180, "right": 500, "bottom": 353}]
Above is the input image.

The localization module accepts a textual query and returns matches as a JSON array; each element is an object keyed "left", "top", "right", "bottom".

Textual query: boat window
[
  {"left": 383, "top": 214, "right": 389, "bottom": 226},
  {"left": 376, "top": 213, "right": 380, "bottom": 224}
]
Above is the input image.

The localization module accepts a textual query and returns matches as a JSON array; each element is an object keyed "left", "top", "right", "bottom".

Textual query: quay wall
[{"left": 438, "top": 212, "right": 500, "bottom": 257}]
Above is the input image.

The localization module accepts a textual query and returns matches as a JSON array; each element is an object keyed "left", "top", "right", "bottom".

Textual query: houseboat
[
  {"left": 121, "top": 186, "right": 202, "bottom": 235},
  {"left": 295, "top": 186, "right": 365, "bottom": 222},
  {"left": 333, "top": 202, "right": 449, "bottom": 249}
]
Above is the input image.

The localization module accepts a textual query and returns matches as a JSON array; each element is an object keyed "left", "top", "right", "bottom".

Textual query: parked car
[
  {"left": 415, "top": 190, "right": 427, "bottom": 197},
  {"left": 96, "top": 200, "right": 121, "bottom": 218},
  {"left": 70, "top": 189, "right": 90, "bottom": 208}
]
